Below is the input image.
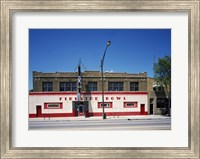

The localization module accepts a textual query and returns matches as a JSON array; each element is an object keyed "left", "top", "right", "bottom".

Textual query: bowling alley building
[{"left": 29, "top": 70, "right": 170, "bottom": 118}]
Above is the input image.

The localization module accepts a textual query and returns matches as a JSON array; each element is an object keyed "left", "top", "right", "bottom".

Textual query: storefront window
[
  {"left": 44, "top": 103, "right": 63, "bottom": 109},
  {"left": 124, "top": 102, "right": 138, "bottom": 108},
  {"left": 98, "top": 102, "right": 112, "bottom": 108}
]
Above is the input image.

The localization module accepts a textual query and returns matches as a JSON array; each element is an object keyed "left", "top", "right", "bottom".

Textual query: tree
[{"left": 154, "top": 55, "right": 171, "bottom": 116}]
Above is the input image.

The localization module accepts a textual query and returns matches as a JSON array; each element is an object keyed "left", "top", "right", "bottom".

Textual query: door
[
  {"left": 36, "top": 105, "right": 42, "bottom": 117},
  {"left": 150, "top": 98, "right": 154, "bottom": 115},
  {"left": 78, "top": 105, "right": 84, "bottom": 116},
  {"left": 72, "top": 101, "right": 89, "bottom": 117},
  {"left": 150, "top": 104, "right": 153, "bottom": 115},
  {"left": 72, "top": 102, "right": 78, "bottom": 116},
  {"left": 140, "top": 104, "right": 145, "bottom": 115}
]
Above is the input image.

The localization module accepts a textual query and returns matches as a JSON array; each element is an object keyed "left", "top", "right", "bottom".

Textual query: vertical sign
[{"left": 77, "top": 64, "right": 81, "bottom": 101}]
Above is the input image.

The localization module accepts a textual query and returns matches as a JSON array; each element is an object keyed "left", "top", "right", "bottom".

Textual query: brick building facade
[
  {"left": 32, "top": 71, "right": 147, "bottom": 92},
  {"left": 29, "top": 71, "right": 169, "bottom": 118}
]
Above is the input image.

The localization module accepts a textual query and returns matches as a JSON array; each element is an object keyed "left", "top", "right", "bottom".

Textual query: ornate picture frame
[{"left": 0, "top": 0, "right": 199, "bottom": 158}]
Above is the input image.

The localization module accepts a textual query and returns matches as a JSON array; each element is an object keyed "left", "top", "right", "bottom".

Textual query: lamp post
[{"left": 101, "top": 40, "right": 111, "bottom": 119}]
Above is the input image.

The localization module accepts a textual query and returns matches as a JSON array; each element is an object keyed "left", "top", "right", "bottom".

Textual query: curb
[{"left": 29, "top": 116, "right": 171, "bottom": 122}]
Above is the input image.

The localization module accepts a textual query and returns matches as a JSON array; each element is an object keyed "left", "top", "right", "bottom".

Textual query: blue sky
[{"left": 29, "top": 29, "right": 171, "bottom": 89}]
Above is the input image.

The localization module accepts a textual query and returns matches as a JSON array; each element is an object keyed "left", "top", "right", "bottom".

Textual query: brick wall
[{"left": 32, "top": 71, "right": 148, "bottom": 92}]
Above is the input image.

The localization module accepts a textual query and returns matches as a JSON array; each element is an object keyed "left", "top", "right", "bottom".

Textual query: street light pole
[{"left": 101, "top": 40, "right": 111, "bottom": 119}]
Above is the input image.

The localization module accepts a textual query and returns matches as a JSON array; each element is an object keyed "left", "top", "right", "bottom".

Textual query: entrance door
[
  {"left": 36, "top": 105, "right": 42, "bottom": 117},
  {"left": 150, "top": 98, "right": 154, "bottom": 115},
  {"left": 150, "top": 104, "right": 153, "bottom": 115},
  {"left": 140, "top": 104, "right": 145, "bottom": 115},
  {"left": 78, "top": 105, "right": 84, "bottom": 116},
  {"left": 72, "top": 101, "right": 89, "bottom": 117}
]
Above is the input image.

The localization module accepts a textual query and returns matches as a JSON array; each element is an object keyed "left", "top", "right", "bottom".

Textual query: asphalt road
[{"left": 29, "top": 118, "right": 171, "bottom": 130}]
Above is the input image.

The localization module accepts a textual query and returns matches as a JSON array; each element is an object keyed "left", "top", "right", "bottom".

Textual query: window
[
  {"left": 60, "top": 82, "right": 76, "bottom": 91},
  {"left": 98, "top": 102, "right": 112, "bottom": 108},
  {"left": 42, "top": 82, "right": 53, "bottom": 92},
  {"left": 130, "top": 82, "right": 139, "bottom": 91},
  {"left": 108, "top": 82, "right": 123, "bottom": 91},
  {"left": 87, "top": 82, "right": 97, "bottom": 91},
  {"left": 44, "top": 103, "right": 63, "bottom": 109},
  {"left": 124, "top": 102, "right": 138, "bottom": 108},
  {"left": 47, "top": 104, "right": 60, "bottom": 108}
]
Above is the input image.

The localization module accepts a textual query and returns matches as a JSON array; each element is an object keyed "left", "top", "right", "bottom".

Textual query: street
[{"left": 29, "top": 117, "right": 171, "bottom": 130}]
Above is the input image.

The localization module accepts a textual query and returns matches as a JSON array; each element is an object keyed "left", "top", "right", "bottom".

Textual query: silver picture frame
[{"left": 0, "top": 0, "right": 199, "bottom": 158}]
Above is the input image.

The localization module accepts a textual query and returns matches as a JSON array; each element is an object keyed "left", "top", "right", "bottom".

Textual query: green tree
[{"left": 154, "top": 55, "right": 171, "bottom": 116}]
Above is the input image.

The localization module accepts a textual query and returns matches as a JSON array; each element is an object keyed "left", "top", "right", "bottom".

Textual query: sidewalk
[{"left": 29, "top": 115, "right": 171, "bottom": 122}]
